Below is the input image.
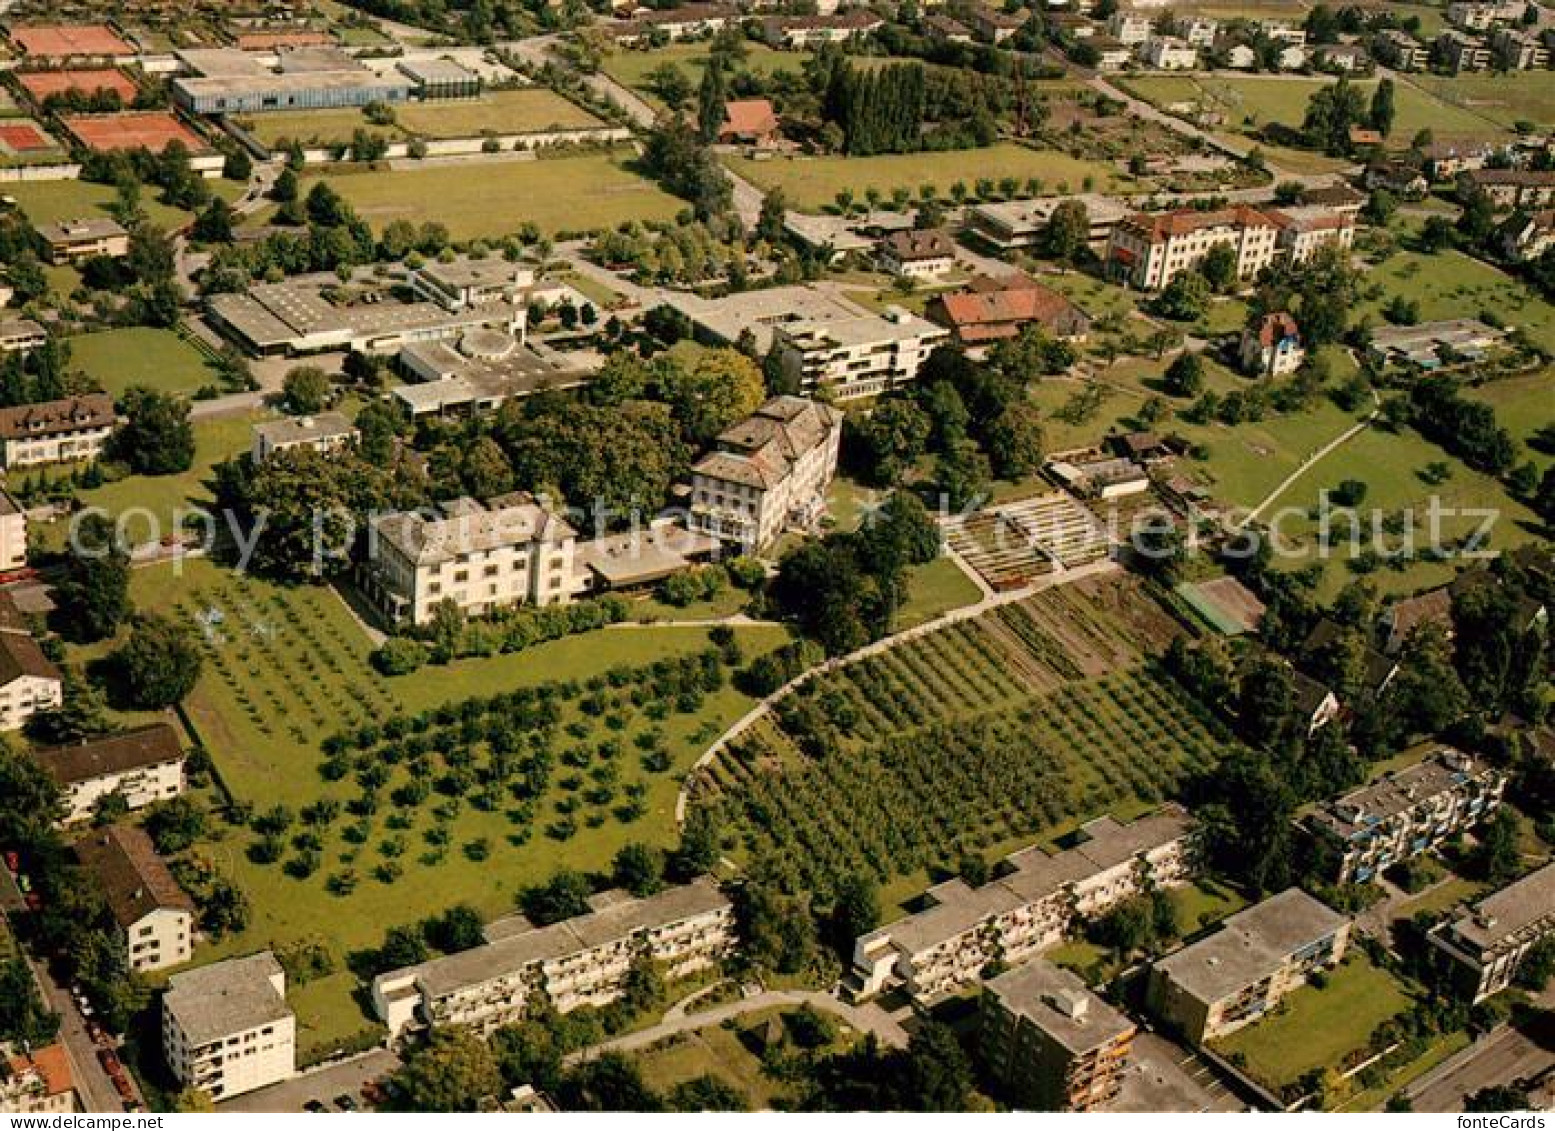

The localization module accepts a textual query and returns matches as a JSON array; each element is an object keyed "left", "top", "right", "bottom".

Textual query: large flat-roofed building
[
  {"left": 392, "top": 332, "right": 589, "bottom": 417},
  {"left": 172, "top": 47, "right": 412, "bottom": 114},
  {"left": 1305, "top": 747, "right": 1505, "bottom": 885},
  {"left": 372, "top": 878, "right": 735, "bottom": 1039},
  {"left": 772, "top": 306, "right": 947, "bottom": 401},
  {"left": 688, "top": 396, "right": 842, "bottom": 552},
  {"left": 410, "top": 258, "right": 534, "bottom": 313},
  {"left": 1367, "top": 318, "right": 1505, "bottom": 370},
  {"left": 74, "top": 824, "right": 194, "bottom": 973},
  {"left": 1106, "top": 207, "right": 1279, "bottom": 291},
  {"left": 32, "top": 722, "right": 186, "bottom": 824},
  {"left": 207, "top": 276, "right": 521, "bottom": 356},
  {"left": 251, "top": 412, "right": 358, "bottom": 463},
  {"left": 980, "top": 961, "right": 1137, "bottom": 1111},
  {"left": 1429, "top": 861, "right": 1555, "bottom": 1002},
  {"left": 362, "top": 495, "right": 578, "bottom": 625},
  {"left": 1146, "top": 889, "right": 1351, "bottom": 1044},
  {"left": 163, "top": 952, "right": 295, "bottom": 1101},
  {"left": 0, "top": 393, "right": 116, "bottom": 470},
  {"left": 967, "top": 195, "right": 1129, "bottom": 252},
  {"left": 34, "top": 217, "right": 129, "bottom": 264},
  {"left": 853, "top": 807, "right": 1195, "bottom": 1004},
  {"left": 395, "top": 57, "right": 482, "bottom": 99}
]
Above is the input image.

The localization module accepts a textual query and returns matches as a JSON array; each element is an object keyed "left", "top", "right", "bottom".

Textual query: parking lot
[{"left": 217, "top": 1049, "right": 400, "bottom": 1114}]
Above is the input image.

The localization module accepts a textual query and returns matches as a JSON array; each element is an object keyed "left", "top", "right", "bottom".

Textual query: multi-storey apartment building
[
  {"left": 1, "top": 1046, "right": 76, "bottom": 1114},
  {"left": 1106, "top": 207, "right": 1279, "bottom": 291},
  {"left": 1109, "top": 11, "right": 1153, "bottom": 43},
  {"left": 0, "top": 394, "right": 116, "bottom": 470},
  {"left": 32, "top": 723, "right": 187, "bottom": 825},
  {"left": 372, "top": 879, "right": 735, "bottom": 1039},
  {"left": 770, "top": 307, "right": 948, "bottom": 401},
  {"left": 1143, "top": 36, "right": 1197, "bottom": 68},
  {"left": 980, "top": 961, "right": 1136, "bottom": 1111},
  {"left": 1491, "top": 26, "right": 1550, "bottom": 67},
  {"left": 0, "top": 628, "right": 61, "bottom": 733},
  {"left": 1146, "top": 889, "right": 1351, "bottom": 1044},
  {"left": 1304, "top": 747, "right": 1505, "bottom": 885},
  {"left": 852, "top": 807, "right": 1195, "bottom": 1004},
  {"left": 34, "top": 218, "right": 129, "bottom": 265},
  {"left": 250, "top": 413, "right": 358, "bottom": 464},
  {"left": 0, "top": 488, "right": 27, "bottom": 573},
  {"left": 163, "top": 952, "right": 296, "bottom": 1101},
  {"left": 688, "top": 396, "right": 842, "bottom": 553},
  {"left": 1447, "top": 0, "right": 1527, "bottom": 30},
  {"left": 1435, "top": 29, "right": 1493, "bottom": 71},
  {"left": 1429, "top": 861, "right": 1555, "bottom": 1002},
  {"left": 1377, "top": 29, "right": 1431, "bottom": 69},
  {"left": 363, "top": 495, "right": 579, "bottom": 625},
  {"left": 1466, "top": 169, "right": 1555, "bottom": 211},
  {"left": 1268, "top": 206, "right": 1356, "bottom": 263},
  {"left": 74, "top": 824, "right": 194, "bottom": 973}
]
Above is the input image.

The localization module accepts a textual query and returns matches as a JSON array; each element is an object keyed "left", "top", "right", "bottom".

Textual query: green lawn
[
  {"left": 307, "top": 151, "right": 684, "bottom": 239},
  {"left": 1259, "top": 420, "right": 1546, "bottom": 600},
  {"left": 120, "top": 559, "right": 787, "bottom": 1046},
  {"left": 2, "top": 177, "right": 244, "bottom": 230},
  {"left": 1170, "top": 878, "right": 1249, "bottom": 934},
  {"left": 727, "top": 145, "right": 1128, "bottom": 214},
  {"left": 601, "top": 41, "right": 799, "bottom": 108},
  {"left": 66, "top": 327, "right": 220, "bottom": 398},
  {"left": 896, "top": 555, "right": 984, "bottom": 629},
  {"left": 34, "top": 411, "right": 266, "bottom": 553},
  {"left": 1121, "top": 75, "right": 1503, "bottom": 141},
  {"left": 1215, "top": 952, "right": 1413, "bottom": 1090},
  {"left": 1359, "top": 250, "right": 1555, "bottom": 354},
  {"left": 1468, "top": 371, "right": 1554, "bottom": 472},
  {"left": 1411, "top": 71, "right": 1555, "bottom": 131},
  {"left": 245, "top": 89, "right": 602, "bottom": 147}
]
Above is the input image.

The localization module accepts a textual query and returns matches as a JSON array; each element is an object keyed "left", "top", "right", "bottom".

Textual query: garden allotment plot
[
  {"left": 944, "top": 492, "right": 1110, "bottom": 591},
  {"left": 692, "top": 575, "right": 1233, "bottom": 905}
]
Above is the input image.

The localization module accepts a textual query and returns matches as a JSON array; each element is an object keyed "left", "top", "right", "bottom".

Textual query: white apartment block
[
  {"left": 1144, "top": 36, "right": 1198, "bottom": 69},
  {"left": 771, "top": 307, "right": 948, "bottom": 401},
  {"left": 163, "top": 952, "right": 296, "bottom": 1101},
  {"left": 0, "top": 394, "right": 117, "bottom": 470},
  {"left": 1305, "top": 747, "right": 1506, "bottom": 885},
  {"left": 1146, "top": 889, "right": 1351, "bottom": 1044},
  {"left": 1437, "top": 29, "right": 1493, "bottom": 70},
  {"left": 0, "top": 629, "right": 61, "bottom": 733},
  {"left": 1179, "top": 18, "right": 1219, "bottom": 46},
  {"left": 689, "top": 396, "right": 842, "bottom": 553},
  {"left": 74, "top": 824, "right": 194, "bottom": 974},
  {"left": 33, "top": 723, "right": 187, "bottom": 825},
  {"left": 1491, "top": 26, "right": 1550, "bottom": 67},
  {"left": 373, "top": 878, "right": 735, "bottom": 1040},
  {"left": 852, "top": 807, "right": 1195, "bottom": 1004},
  {"left": 1447, "top": 0, "right": 1527, "bottom": 30},
  {"left": 363, "top": 495, "right": 579, "bottom": 626},
  {"left": 1106, "top": 207, "right": 1279, "bottom": 291},
  {"left": 0, "top": 487, "right": 26, "bottom": 573},
  {"left": 250, "top": 412, "right": 359, "bottom": 464},
  {"left": 1109, "top": 11, "right": 1153, "bottom": 43},
  {"left": 1430, "top": 862, "right": 1555, "bottom": 1002},
  {"left": 1268, "top": 206, "right": 1356, "bottom": 264}
]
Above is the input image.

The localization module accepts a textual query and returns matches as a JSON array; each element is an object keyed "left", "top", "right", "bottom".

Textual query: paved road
[
  {"left": 25, "top": 952, "right": 131, "bottom": 1112},
  {"left": 1406, "top": 1017, "right": 1555, "bottom": 1113},
  {"left": 565, "top": 988, "right": 909, "bottom": 1065}
]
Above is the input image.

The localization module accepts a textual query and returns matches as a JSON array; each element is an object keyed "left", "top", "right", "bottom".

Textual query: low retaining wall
[{"left": 292, "top": 125, "right": 631, "bottom": 165}]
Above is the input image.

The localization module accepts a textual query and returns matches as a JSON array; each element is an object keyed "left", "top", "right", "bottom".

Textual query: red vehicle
[{"left": 4, "top": 851, "right": 18, "bottom": 872}]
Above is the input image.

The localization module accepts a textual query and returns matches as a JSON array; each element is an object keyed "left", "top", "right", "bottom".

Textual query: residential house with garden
[
  {"left": 73, "top": 824, "right": 195, "bottom": 974},
  {"left": 1429, "top": 861, "right": 1555, "bottom": 1002},
  {"left": 31, "top": 723, "right": 186, "bottom": 825}
]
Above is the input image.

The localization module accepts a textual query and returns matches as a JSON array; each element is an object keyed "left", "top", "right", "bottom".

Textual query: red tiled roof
[
  {"left": 1254, "top": 311, "right": 1300, "bottom": 348},
  {"left": 1118, "top": 205, "right": 1274, "bottom": 243},
  {"left": 9, "top": 1045, "right": 73, "bottom": 1100},
  {"left": 934, "top": 281, "right": 1090, "bottom": 341},
  {"left": 720, "top": 98, "right": 778, "bottom": 140}
]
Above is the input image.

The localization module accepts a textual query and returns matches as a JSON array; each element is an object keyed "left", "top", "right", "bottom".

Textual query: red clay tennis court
[
  {"left": 0, "top": 122, "right": 57, "bottom": 152},
  {"left": 9, "top": 25, "right": 133, "bottom": 58},
  {"left": 15, "top": 69, "right": 138, "bottom": 103},
  {"left": 61, "top": 112, "right": 207, "bottom": 154}
]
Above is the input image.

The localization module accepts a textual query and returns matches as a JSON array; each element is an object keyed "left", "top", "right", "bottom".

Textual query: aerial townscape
[{"left": 0, "top": 0, "right": 1550, "bottom": 1118}]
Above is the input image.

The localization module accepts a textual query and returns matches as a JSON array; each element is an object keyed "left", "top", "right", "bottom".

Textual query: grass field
[
  {"left": 2, "top": 178, "right": 242, "bottom": 231},
  {"left": 1215, "top": 952, "right": 1412, "bottom": 1090},
  {"left": 1258, "top": 420, "right": 1546, "bottom": 600},
  {"left": 66, "top": 327, "right": 220, "bottom": 397},
  {"left": 244, "top": 89, "right": 601, "bottom": 147},
  {"left": 896, "top": 556, "right": 985, "bottom": 629},
  {"left": 1121, "top": 75, "right": 1502, "bottom": 141},
  {"left": 1359, "top": 250, "right": 1555, "bottom": 354},
  {"left": 601, "top": 42, "right": 799, "bottom": 107},
  {"left": 307, "top": 151, "right": 684, "bottom": 238},
  {"left": 1411, "top": 71, "right": 1555, "bottom": 131},
  {"left": 1468, "top": 371, "right": 1554, "bottom": 472},
  {"left": 120, "top": 559, "right": 787, "bottom": 1046},
  {"left": 727, "top": 145, "right": 1127, "bottom": 213}
]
